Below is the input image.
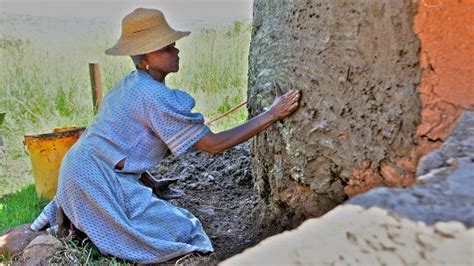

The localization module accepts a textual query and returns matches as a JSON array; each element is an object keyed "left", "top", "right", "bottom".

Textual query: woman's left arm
[{"left": 193, "top": 87, "right": 301, "bottom": 154}]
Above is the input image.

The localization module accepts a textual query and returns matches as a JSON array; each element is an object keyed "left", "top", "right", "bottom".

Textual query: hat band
[{"left": 123, "top": 25, "right": 171, "bottom": 39}]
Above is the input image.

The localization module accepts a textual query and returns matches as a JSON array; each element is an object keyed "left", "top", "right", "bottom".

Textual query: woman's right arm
[{"left": 193, "top": 86, "right": 301, "bottom": 154}]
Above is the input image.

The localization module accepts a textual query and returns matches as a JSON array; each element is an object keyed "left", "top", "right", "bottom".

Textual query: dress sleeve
[{"left": 146, "top": 88, "right": 209, "bottom": 156}]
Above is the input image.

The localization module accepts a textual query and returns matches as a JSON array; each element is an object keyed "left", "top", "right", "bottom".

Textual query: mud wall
[
  {"left": 416, "top": 0, "right": 474, "bottom": 133},
  {"left": 346, "top": 0, "right": 474, "bottom": 195},
  {"left": 224, "top": 111, "right": 474, "bottom": 265},
  {"left": 409, "top": 0, "right": 474, "bottom": 177},
  {"left": 249, "top": 0, "right": 474, "bottom": 227},
  {"left": 248, "top": 0, "right": 422, "bottom": 227}
]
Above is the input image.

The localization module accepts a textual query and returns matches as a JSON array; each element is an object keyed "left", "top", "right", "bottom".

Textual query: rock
[
  {"left": 221, "top": 206, "right": 473, "bottom": 266},
  {"left": 0, "top": 224, "right": 45, "bottom": 257},
  {"left": 19, "top": 235, "right": 62, "bottom": 265},
  {"left": 417, "top": 150, "right": 446, "bottom": 176},
  {"left": 350, "top": 157, "right": 474, "bottom": 226},
  {"left": 350, "top": 112, "right": 474, "bottom": 226}
]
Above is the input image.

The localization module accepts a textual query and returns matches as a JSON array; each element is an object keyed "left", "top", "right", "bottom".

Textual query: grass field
[
  {"left": 0, "top": 20, "right": 252, "bottom": 199},
  {"left": 0, "top": 184, "right": 47, "bottom": 233}
]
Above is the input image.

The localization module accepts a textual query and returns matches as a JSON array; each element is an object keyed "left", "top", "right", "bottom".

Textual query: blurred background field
[{"left": 0, "top": 12, "right": 252, "bottom": 198}]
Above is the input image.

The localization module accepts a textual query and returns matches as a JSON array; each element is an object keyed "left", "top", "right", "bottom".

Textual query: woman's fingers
[
  {"left": 290, "top": 90, "right": 300, "bottom": 100},
  {"left": 282, "top": 91, "right": 300, "bottom": 114},
  {"left": 282, "top": 89, "right": 298, "bottom": 100},
  {"left": 290, "top": 102, "right": 299, "bottom": 110},
  {"left": 274, "top": 83, "right": 300, "bottom": 99},
  {"left": 268, "top": 85, "right": 301, "bottom": 120},
  {"left": 281, "top": 90, "right": 299, "bottom": 101},
  {"left": 286, "top": 90, "right": 300, "bottom": 103},
  {"left": 273, "top": 81, "right": 283, "bottom": 97}
]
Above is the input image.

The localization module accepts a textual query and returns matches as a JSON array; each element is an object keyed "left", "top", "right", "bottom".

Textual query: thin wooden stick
[
  {"left": 205, "top": 100, "right": 247, "bottom": 125},
  {"left": 88, "top": 63, "right": 103, "bottom": 114}
]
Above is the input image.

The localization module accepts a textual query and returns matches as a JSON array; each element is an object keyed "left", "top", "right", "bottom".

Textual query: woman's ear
[{"left": 137, "top": 56, "right": 148, "bottom": 70}]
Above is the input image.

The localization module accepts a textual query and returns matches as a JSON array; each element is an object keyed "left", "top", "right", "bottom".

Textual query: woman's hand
[
  {"left": 194, "top": 81, "right": 301, "bottom": 154},
  {"left": 267, "top": 81, "right": 302, "bottom": 121}
]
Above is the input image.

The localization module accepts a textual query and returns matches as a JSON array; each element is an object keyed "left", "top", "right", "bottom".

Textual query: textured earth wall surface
[
  {"left": 248, "top": 0, "right": 421, "bottom": 227},
  {"left": 222, "top": 112, "right": 474, "bottom": 265}
]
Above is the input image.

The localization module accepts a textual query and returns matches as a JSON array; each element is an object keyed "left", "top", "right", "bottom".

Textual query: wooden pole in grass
[{"left": 89, "top": 62, "right": 103, "bottom": 114}]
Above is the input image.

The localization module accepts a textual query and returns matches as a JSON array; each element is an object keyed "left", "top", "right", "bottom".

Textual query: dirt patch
[{"left": 152, "top": 142, "right": 281, "bottom": 263}]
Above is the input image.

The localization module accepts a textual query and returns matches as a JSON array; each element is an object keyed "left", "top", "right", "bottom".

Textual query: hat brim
[{"left": 105, "top": 30, "right": 190, "bottom": 56}]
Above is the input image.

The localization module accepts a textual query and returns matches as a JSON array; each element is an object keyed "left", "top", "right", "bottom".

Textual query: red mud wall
[
  {"left": 345, "top": 0, "right": 474, "bottom": 196},
  {"left": 413, "top": 0, "right": 474, "bottom": 154}
]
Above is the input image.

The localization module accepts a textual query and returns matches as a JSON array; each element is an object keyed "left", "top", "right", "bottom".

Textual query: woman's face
[{"left": 144, "top": 43, "right": 180, "bottom": 80}]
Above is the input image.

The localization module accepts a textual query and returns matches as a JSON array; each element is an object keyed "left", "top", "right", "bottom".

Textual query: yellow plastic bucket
[{"left": 23, "top": 127, "right": 85, "bottom": 200}]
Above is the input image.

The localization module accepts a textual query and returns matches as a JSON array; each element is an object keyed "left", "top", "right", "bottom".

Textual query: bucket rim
[{"left": 24, "top": 127, "right": 85, "bottom": 141}]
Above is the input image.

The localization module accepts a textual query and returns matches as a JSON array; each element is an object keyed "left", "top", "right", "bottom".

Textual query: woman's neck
[
  {"left": 141, "top": 68, "right": 166, "bottom": 83},
  {"left": 148, "top": 69, "right": 166, "bottom": 82}
]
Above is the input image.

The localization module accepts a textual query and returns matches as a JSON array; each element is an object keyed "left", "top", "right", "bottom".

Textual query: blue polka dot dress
[{"left": 30, "top": 70, "right": 213, "bottom": 263}]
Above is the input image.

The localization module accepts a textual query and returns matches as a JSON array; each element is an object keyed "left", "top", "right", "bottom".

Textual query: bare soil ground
[{"left": 152, "top": 142, "right": 282, "bottom": 264}]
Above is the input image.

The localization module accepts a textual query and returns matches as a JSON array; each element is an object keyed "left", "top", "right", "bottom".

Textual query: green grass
[{"left": 0, "top": 184, "right": 48, "bottom": 233}]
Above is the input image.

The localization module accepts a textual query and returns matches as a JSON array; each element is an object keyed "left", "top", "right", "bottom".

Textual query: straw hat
[{"left": 105, "top": 8, "right": 190, "bottom": 56}]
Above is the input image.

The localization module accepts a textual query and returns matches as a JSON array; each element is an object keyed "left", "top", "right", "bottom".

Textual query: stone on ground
[
  {"left": 18, "top": 235, "right": 62, "bottom": 265},
  {"left": 0, "top": 224, "right": 44, "bottom": 257}
]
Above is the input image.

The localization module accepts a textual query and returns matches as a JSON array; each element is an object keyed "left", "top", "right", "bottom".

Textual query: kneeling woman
[{"left": 31, "top": 7, "right": 301, "bottom": 263}]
